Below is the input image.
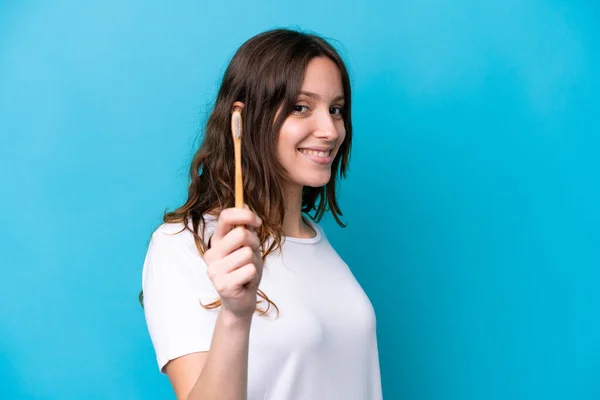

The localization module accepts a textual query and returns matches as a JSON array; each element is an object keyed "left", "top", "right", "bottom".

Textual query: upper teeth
[{"left": 299, "top": 149, "right": 331, "bottom": 157}]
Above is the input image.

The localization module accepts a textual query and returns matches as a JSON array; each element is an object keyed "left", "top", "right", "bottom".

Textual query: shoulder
[
  {"left": 150, "top": 215, "right": 217, "bottom": 251},
  {"left": 144, "top": 216, "right": 217, "bottom": 275},
  {"left": 151, "top": 220, "right": 192, "bottom": 242},
  {"left": 142, "top": 217, "right": 218, "bottom": 295}
]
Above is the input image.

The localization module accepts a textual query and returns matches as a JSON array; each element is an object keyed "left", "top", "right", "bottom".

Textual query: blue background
[{"left": 1, "top": 1, "right": 598, "bottom": 399}]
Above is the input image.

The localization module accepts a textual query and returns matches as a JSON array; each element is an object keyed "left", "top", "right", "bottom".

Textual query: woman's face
[{"left": 276, "top": 56, "right": 346, "bottom": 192}]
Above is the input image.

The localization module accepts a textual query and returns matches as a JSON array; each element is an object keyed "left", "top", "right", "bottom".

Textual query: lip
[
  {"left": 299, "top": 146, "right": 334, "bottom": 152},
  {"left": 298, "top": 148, "right": 334, "bottom": 164}
]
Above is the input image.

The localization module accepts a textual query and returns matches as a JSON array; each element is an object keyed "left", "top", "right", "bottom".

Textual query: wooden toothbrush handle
[{"left": 234, "top": 139, "right": 244, "bottom": 209}]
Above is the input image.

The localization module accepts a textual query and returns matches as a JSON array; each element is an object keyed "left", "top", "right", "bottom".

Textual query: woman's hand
[{"left": 203, "top": 207, "right": 263, "bottom": 320}]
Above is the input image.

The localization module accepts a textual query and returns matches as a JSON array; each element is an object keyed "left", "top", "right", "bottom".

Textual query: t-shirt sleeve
[{"left": 141, "top": 225, "right": 219, "bottom": 373}]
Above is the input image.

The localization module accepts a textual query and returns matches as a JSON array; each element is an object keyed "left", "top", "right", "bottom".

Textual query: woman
[{"left": 142, "top": 28, "right": 383, "bottom": 400}]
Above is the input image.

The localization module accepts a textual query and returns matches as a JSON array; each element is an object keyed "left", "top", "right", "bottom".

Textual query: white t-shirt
[{"left": 142, "top": 214, "right": 383, "bottom": 400}]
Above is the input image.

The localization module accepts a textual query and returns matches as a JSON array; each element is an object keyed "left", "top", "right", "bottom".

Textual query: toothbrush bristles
[{"left": 234, "top": 113, "right": 241, "bottom": 139}]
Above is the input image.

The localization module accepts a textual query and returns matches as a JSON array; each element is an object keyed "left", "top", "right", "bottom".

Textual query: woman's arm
[
  {"left": 165, "top": 207, "right": 263, "bottom": 400},
  {"left": 165, "top": 309, "right": 252, "bottom": 400}
]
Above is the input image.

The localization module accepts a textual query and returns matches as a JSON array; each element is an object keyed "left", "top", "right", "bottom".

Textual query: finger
[
  {"left": 227, "top": 263, "right": 258, "bottom": 287},
  {"left": 212, "top": 227, "right": 260, "bottom": 260},
  {"left": 212, "top": 208, "right": 262, "bottom": 243},
  {"left": 226, "top": 227, "right": 260, "bottom": 251},
  {"left": 219, "top": 245, "right": 255, "bottom": 274},
  {"left": 252, "top": 252, "right": 263, "bottom": 270}
]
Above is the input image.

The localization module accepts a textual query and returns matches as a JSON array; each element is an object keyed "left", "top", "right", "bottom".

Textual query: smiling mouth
[
  {"left": 297, "top": 148, "right": 335, "bottom": 165},
  {"left": 298, "top": 148, "right": 332, "bottom": 157}
]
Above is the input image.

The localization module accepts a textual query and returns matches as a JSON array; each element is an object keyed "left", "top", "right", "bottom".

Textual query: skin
[
  {"left": 164, "top": 56, "right": 346, "bottom": 400},
  {"left": 277, "top": 56, "right": 347, "bottom": 238}
]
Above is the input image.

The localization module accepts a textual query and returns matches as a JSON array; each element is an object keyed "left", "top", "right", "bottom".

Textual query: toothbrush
[{"left": 231, "top": 107, "right": 244, "bottom": 210}]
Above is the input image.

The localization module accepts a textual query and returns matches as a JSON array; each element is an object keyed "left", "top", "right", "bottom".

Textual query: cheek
[
  {"left": 337, "top": 124, "right": 347, "bottom": 144},
  {"left": 279, "top": 120, "right": 308, "bottom": 150}
]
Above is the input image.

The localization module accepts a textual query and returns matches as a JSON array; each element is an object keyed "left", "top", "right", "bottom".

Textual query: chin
[{"left": 301, "top": 175, "right": 332, "bottom": 188}]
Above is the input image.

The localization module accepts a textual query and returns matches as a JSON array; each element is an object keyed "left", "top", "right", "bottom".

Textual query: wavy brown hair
[{"left": 139, "top": 28, "right": 353, "bottom": 316}]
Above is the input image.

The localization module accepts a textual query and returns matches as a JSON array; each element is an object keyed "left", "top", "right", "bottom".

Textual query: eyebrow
[{"left": 299, "top": 91, "right": 345, "bottom": 102}]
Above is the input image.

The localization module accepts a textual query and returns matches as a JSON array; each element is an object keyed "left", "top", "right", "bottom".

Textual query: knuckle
[
  {"left": 219, "top": 208, "right": 234, "bottom": 223},
  {"left": 243, "top": 246, "right": 253, "bottom": 259},
  {"left": 214, "top": 280, "right": 226, "bottom": 293},
  {"left": 206, "top": 266, "right": 217, "bottom": 281},
  {"left": 237, "top": 227, "right": 246, "bottom": 241},
  {"left": 243, "top": 229, "right": 253, "bottom": 244},
  {"left": 252, "top": 233, "right": 260, "bottom": 248},
  {"left": 246, "top": 263, "right": 257, "bottom": 277}
]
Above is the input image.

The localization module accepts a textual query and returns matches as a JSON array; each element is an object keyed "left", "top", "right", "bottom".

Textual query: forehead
[{"left": 299, "top": 57, "right": 343, "bottom": 98}]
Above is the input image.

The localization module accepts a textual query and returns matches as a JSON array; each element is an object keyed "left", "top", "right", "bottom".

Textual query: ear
[{"left": 232, "top": 101, "right": 245, "bottom": 112}]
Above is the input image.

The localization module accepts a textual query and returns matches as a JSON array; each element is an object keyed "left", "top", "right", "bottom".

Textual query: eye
[
  {"left": 292, "top": 104, "right": 310, "bottom": 114},
  {"left": 330, "top": 106, "right": 345, "bottom": 117}
]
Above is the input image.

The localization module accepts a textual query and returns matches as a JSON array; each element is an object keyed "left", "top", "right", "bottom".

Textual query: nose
[{"left": 314, "top": 109, "right": 340, "bottom": 142}]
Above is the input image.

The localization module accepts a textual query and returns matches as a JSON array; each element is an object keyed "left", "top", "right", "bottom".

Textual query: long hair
[{"left": 140, "top": 28, "right": 353, "bottom": 316}]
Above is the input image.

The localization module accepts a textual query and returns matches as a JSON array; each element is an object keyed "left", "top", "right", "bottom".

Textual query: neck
[{"left": 282, "top": 185, "right": 315, "bottom": 239}]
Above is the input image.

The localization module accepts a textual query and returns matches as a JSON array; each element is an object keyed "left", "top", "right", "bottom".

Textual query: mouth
[{"left": 298, "top": 148, "right": 334, "bottom": 164}]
